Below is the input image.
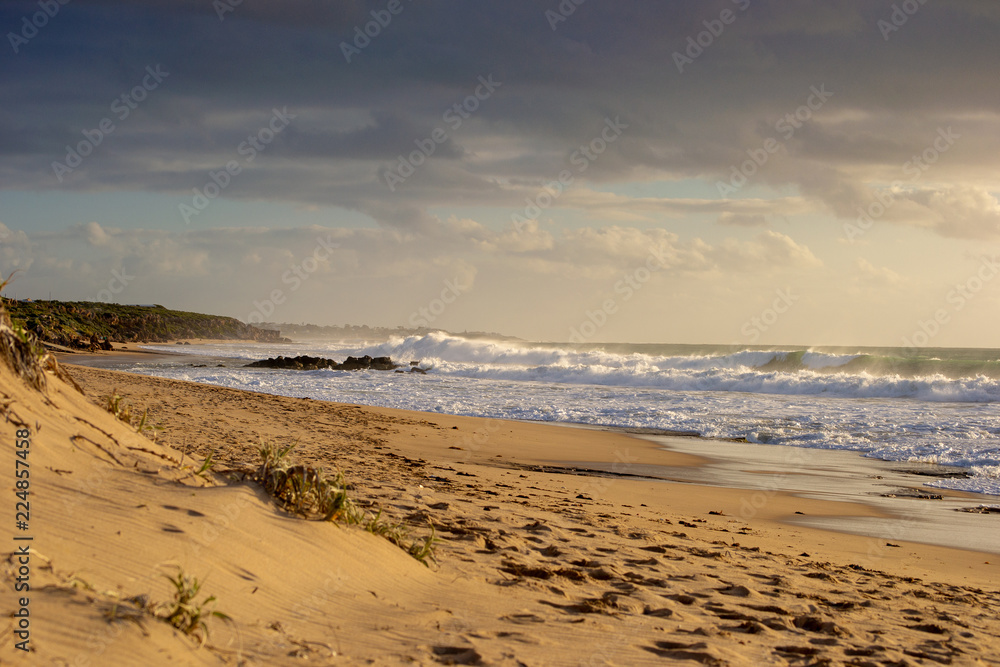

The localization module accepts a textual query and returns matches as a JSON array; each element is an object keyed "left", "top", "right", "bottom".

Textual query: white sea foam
[
  {"left": 143, "top": 334, "right": 1000, "bottom": 402},
  {"left": 134, "top": 334, "right": 1000, "bottom": 495}
]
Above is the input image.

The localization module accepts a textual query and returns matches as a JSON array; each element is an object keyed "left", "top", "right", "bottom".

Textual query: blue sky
[{"left": 1, "top": 0, "right": 999, "bottom": 346}]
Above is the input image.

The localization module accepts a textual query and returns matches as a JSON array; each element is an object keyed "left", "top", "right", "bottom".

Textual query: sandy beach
[{"left": 3, "top": 352, "right": 999, "bottom": 665}]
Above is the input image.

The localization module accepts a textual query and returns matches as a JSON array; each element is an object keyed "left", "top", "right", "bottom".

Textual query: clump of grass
[
  {"left": 103, "top": 388, "right": 161, "bottom": 440},
  {"left": 254, "top": 442, "right": 359, "bottom": 521},
  {"left": 408, "top": 525, "right": 438, "bottom": 565},
  {"left": 104, "top": 389, "right": 134, "bottom": 422},
  {"left": 195, "top": 450, "right": 217, "bottom": 477},
  {"left": 155, "top": 567, "right": 230, "bottom": 646},
  {"left": 365, "top": 511, "right": 439, "bottom": 566},
  {"left": 253, "top": 441, "right": 437, "bottom": 565},
  {"left": 0, "top": 273, "right": 60, "bottom": 392}
]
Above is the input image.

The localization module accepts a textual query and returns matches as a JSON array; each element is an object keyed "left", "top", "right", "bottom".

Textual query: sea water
[{"left": 128, "top": 333, "right": 1000, "bottom": 496}]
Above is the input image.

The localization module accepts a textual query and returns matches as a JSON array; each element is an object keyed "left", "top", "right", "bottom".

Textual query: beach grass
[
  {"left": 102, "top": 388, "right": 161, "bottom": 439},
  {"left": 155, "top": 567, "right": 231, "bottom": 646},
  {"left": 253, "top": 441, "right": 437, "bottom": 565}
]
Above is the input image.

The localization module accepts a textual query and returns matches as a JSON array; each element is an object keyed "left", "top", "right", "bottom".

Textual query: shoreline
[
  {"left": 62, "top": 348, "right": 998, "bottom": 506},
  {"left": 64, "top": 362, "right": 1000, "bottom": 582},
  {"left": 51, "top": 338, "right": 268, "bottom": 365}
]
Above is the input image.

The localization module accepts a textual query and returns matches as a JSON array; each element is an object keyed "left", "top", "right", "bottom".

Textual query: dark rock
[
  {"left": 956, "top": 506, "right": 1000, "bottom": 514},
  {"left": 371, "top": 356, "right": 395, "bottom": 371},
  {"left": 244, "top": 355, "right": 404, "bottom": 372},
  {"left": 340, "top": 355, "right": 371, "bottom": 370}
]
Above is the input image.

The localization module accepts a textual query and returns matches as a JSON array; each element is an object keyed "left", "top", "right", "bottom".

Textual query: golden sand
[{"left": 2, "top": 356, "right": 998, "bottom": 665}]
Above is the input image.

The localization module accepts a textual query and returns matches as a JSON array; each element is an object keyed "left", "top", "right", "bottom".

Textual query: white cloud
[
  {"left": 711, "top": 231, "right": 822, "bottom": 271},
  {"left": 854, "top": 258, "right": 903, "bottom": 288}
]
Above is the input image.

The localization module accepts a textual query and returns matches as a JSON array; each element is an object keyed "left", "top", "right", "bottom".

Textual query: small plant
[
  {"left": 0, "top": 273, "right": 57, "bottom": 392},
  {"left": 155, "top": 567, "right": 230, "bottom": 646},
  {"left": 103, "top": 389, "right": 161, "bottom": 440},
  {"left": 251, "top": 441, "right": 437, "bottom": 564},
  {"left": 408, "top": 524, "right": 439, "bottom": 566},
  {"left": 195, "top": 450, "right": 217, "bottom": 477},
  {"left": 257, "top": 441, "right": 295, "bottom": 474},
  {"left": 254, "top": 442, "right": 361, "bottom": 522},
  {"left": 105, "top": 389, "right": 134, "bottom": 422},
  {"left": 360, "top": 509, "right": 437, "bottom": 566},
  {"left": 364, "top": 508, "right": 407, "bottom": 543},
  {"left": 10, "top": 320, "right": 45, "bottom": 360}
]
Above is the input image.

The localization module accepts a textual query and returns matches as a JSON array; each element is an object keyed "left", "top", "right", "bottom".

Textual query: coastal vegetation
[
  {"left": 252, "top": 441, "right": 437, "bottom": 565},
  {"left": 3, "top": 299, "right": 287, "bottom": 349}
]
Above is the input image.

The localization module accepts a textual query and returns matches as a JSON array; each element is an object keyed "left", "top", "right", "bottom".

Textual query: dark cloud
[{"left": 0, "top": 0, "right": 998, "bottom": 236}]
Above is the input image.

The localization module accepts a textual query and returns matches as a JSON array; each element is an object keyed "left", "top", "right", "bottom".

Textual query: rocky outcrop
[
  {"left": 88, "top": 333, "right": 114, "bottom": 352},
  {"left": 5, "top": 301, "right": 290, "bottom": 346},
  {"left": 245, "top": 355, "right": 402, "bottom": 371}
]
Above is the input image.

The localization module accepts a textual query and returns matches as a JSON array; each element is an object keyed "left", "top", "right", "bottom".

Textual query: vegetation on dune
[
  {"left": 155, "top": 567, "right": 231, "bottom": 646},
  {"left": 104, "top": 567, "right": 231, "bottom": 648},
  {"left": 103, "top": 388, "right": 162, "bottom": 440},
  {"left": 3, "top": 299, "right": 288, "bottom": 349},
  {"left": 252, "top": 442, "right": 438, "bottom": 565},
  {"left": 0, "top": 279, "right": 80, "bottom": 392}
]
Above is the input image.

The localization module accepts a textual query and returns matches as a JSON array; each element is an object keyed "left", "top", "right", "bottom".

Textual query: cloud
[
  {"left": 1, "top": 222, "right": 826, "bottom": 311},
  {"left": 0, "top": 1, "right": 997, "bottom": 345},
  {"left": 717, "top": 212, "right": 769, "bottom": 227},
  {"left": 711, "top": 231, "right": 823, "bottom": 271},
  {"left": 907, "top": 186, "right": 1000, "bottom": 239},
  {"left": 0, "top": 1, "right": 997, "bottom": 238},
  {"left": 854, "top": 258, "right": 903, "bottom": 288}
]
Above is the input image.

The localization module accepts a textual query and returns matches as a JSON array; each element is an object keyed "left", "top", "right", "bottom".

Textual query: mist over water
[{"left": 136, "top": 333, "right": 1000, "bottom": 496}]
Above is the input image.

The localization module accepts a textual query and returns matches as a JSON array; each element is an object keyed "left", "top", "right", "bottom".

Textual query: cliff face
[{"left": 4, "top": 301, "right": 287, "bottom": 348}]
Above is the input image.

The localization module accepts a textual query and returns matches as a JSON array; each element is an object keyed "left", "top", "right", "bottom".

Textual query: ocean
[{"left": 124, "top": 333, "right": 1000, "bottom": 497}]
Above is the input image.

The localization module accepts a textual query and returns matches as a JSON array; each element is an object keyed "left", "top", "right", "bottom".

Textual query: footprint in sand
[{"left": 430, "top": 645, "right": 482, "bottom": 665}]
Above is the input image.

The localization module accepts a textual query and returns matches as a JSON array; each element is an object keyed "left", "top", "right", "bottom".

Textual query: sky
[{"left": 1, "top": 0, "right": 998, "bottom": 347}]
